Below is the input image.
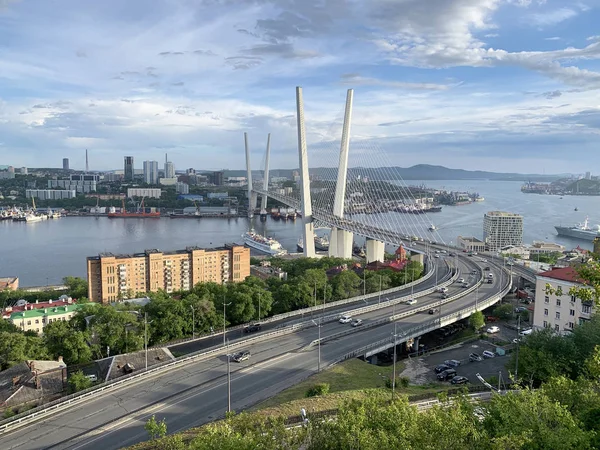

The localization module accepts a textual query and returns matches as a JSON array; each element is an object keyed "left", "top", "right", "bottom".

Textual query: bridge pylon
[
  {"left": 296, "top": 87, "right": 316, "bottom": 257},
  {"left": 260, "top": 133, "right": 271, "bottom": 215},
  {"left": 244, "top": 132, "right": 258, "bottom": 218}
]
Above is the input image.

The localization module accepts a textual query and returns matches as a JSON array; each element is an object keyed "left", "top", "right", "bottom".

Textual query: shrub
[
  {"left": 3, "top": 408, "right": 15, "bottom": 419},
  {"left": 386, "top": 376, "right": 410, "bottom": 389},
  {"left": 305, "top": 383, "right": 330, "bottom": 397}
]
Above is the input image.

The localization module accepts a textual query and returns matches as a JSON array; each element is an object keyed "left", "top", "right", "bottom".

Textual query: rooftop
[
  {"left": 538, "top": 267, "right": 584, "bottom": 284},
  {"left": 90, "top": 244, "right": 243, "bottom": 261},
  {"left": 459, "top": 236, "right": 484, "bottom": 243},
  {"left": 485, "top": 211, "right": 522, "bottom": 218},
  {"left": 3, "top": 299, "right": 87, "bottom": 320}
]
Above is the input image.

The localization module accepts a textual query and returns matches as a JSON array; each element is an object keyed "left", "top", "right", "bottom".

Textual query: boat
[
  {"left": 243, "top": 230, "right": 287, "bottom": 256},
  {"left": 574, "top": 207, "right": 578, "bottom": 212},
  {"left": 555, "top": 217, "right": 600, "bottom": 241},
  {"left": 428, "top": 224, "right": 437, "bottom": 231},
  {"left": 297, "top": 235, "right": 330, "bottom": 252},
  {"left": 108, "top": 197, "right": 161, "bottom": 218},
  {"left": 47, "top": 208, "right": 61, "bottom": 219}
]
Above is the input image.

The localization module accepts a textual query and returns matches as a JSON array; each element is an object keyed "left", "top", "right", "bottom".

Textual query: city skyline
[{"left": 0, "top": 0, "right": 599, "bottom": 172}]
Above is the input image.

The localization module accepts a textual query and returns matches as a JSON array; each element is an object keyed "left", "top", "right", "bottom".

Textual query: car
[
  {"left": 519, "top": 328, "right": 533, "bottom": 336},
  {"left": 435, "top": 254, "right": 440, "bottom": 258},
  {"left": 437, "top": 368, "right": 457, "bottom": 381},
  {"left": 435, "top": 250, "right": 440, "bottom": 254},
  {"left": 406, "top": 299, "right": 417, "bottom": 305},
  {"left": 232, "top": 350, "right": 251, "bottom": 362},
  {"left": 487, "top": 279, "right": 493, "bottom": 284},
  {"left": 472, "top": 252, "right": 478, "bottom": 255},
  {"left": 244, "top": 323, "right": 262, "bottom": 333},
  {"left": 434, "top": 364, "right": 451, "bottom": 373},
  {"left": 439, "top": 287, "right": 448, "bottom": 293},
  {"left": 471, "top": 269, "right": 477, "bottom": 274},
  {"left": 449, "top": 253, "right": 456, "bottom": 257},
  {"left": 486, "top": 326, "right": 500, "bottom": 334},
  {"left": 444, "top": 359, "right": 461, "bottom": 367},
  {"left": 484, "top": 266, "right": 490, "bottom": 271},
  {"left": 85, "top": 374, "right": 98, "bottom": 382},
  {"left": 339, "top": 315, "right": 352, "bottom": 324},
  {"left": 514, "top": 307, "right": 528, "bottom": 313},
  {"left": 469, "top": 353, "right": 483, "bottom": 362},
  {"left": 451, "top": 376, "right": 469, "bottom": 385},
  {"left": 486, "top": 316, "right": 499, "bottom": 322},
  {"left": 351, "top": 319, "right": 363, "bottom": 327},
  {"left": 462, "top": 283, "right": 470, "bottom": 288},
  {"left": 441, "top": 250, "right": 447, "bottom": 254},
  {"left": 488, "top": 273, "right": 494, "bottom": 279},
  {"left": 428, "top": 308, "right": 439, "bottom": 314},
  {"left": 512, "top": 338, "right": 521, "bottom": 344},
  {"left": 441, "top": 293, "right": 448, "bottom": 299},
  {"left": 482, "top": 350, "right": 496, "bottom": 359},
  {"left": 457, "top": 278, "right": 465, "bottom": 283}
]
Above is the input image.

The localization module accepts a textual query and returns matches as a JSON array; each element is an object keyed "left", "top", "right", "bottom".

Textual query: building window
[
  {"left": 35, "top": 319, "right": 39, "bottom": 324},
  {"left": 555, "top": 324, "right": 560, "bottom": 332},
  {"left": 556, "top": 299, "right": 561, "bottom": 307},
  {"left": 555, "top": 312, "right": 560, "bottom": 320},
  {"left": 27, "top": 320, "right": 31, "bottom": 325},
  {"left": 571, "top": 295, "right": 576, "bottom": 302},
  {"left": 544, "top": 296, "right": 549, "bottom": 304},
  {"left": 544, "top": 308, "right": 548, "bottom": 316},
  {"left": 570, "top": 309, "right": 575, "bottom": 316},
  {"left": 568, "top": 322, "right": 574, "bottom": 329},
  {"left": 583, "top": 304, "right": 592, "bottom": 314}
]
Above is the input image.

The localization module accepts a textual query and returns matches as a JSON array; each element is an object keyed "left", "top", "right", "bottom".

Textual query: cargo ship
[
  {"left": 555, "top": 217, "right": 600, "bottom": 242},
  {"left": 108, "top": 198, "right": 161, "bottom": 219}
]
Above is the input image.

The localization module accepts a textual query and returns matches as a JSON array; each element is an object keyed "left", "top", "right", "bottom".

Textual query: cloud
[
  {"left": 544, "top": 36, "right": 561, "bottom": 41},
  {"left": 193, "top": 49, "right": 217, "bottom": 56},
  {"left": 340, "top": 74, "right": 452, "bottom": 91},
  {"left": 158, "top": 51, "right": 185, "bottom": 56},
  {"left": 541, "top": 90, "right": 562, "bottom": 99},
  {"left": 171, "top": 81, "right": 185, "bottom": 86},
  {"left": 76, "top": 50, "right": 87, "bottom": 58},
  {"left": 245, "top": 43, "right": 320, "bottom": 59}
]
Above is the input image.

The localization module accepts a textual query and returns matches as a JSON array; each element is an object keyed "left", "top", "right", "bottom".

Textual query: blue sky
[{"left": 0, "top": 0, "right": 599, "bottom": 173}]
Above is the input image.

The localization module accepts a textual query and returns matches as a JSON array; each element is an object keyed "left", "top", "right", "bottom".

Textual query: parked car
[
  {"left": 232, "top": 350, "right": 251, "bottom": 362},
  {"left": 514, "top": 307, "right": 528, "bottom": 313},
  {"left": 519, "top": 328, "right": 533, "bottom": 336},
  {"left": 482, "top": 350, "right": 496, "bottom": 359},
  {"left": 486, "top": 316, "right": 499, "bottom": 322},
  {"left": 437, "top": 368, "right": 457, "bottom": 381},
  {"left": 406, "top": 299, "right": 417, "bottom": 305},
  {"left": 351, "top": 319, "right": 363, "bottom": 327},
  {"left": 434, "top": 364, "right": 451, "bottom": 373},
  {"left": 486, "top": 326, "right": 500, "bottom": 334},
  {"left": 85, "top": 374, "right": 98, "bottom": 382},
  {"left": 469, "top": 353, "right": 483, "bottom": 362},
  {"left": 444, "top": 359, "right": 461, "bottom": 367},
  {"left": 428, "top": 308, "right": 439, "bottom": 314},
  {"left": 244, "top": 323, "right": 262, "bottom": 333},
  {"left": 451, "top": 376, "right": 469, "bottom": 385},
  {"left": 339, "top": 315, "right": 352, "bottom": 324}
]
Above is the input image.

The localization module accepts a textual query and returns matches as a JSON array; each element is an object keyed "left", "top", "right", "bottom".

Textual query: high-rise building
[
  {"left": 124, "top": 156, "right": 134, "bottom": 181},
  {"left": 143, "top": 160, "right": 159, "bottom": 185},
  {"left": 20, "top": 167, "right": 28, "bottom": 175},
  {"left": 176, "top": 182, "right": 189, "bottom": 194},
  {"left": 586, "top": 171, "right": 591, "bottom": 180},
  {"left": 164, "top": 161, "right": 175, "bottom": 179},
  {"left": 483, "top": 211, "right": 523, "bottom": 251},
  {"left": 63, "top": 158, "right": 69, "bottom": 170},
  {"left": 212, "top": 171, "right": 224, "bottom": 186},
  {"left": 87, "top": 245, "right": 250, "bottom": 303}
]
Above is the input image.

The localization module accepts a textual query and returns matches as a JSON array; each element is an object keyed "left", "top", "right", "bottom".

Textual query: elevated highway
[{"left": 0, "top": 253, "right": 508, "bottom": 450}]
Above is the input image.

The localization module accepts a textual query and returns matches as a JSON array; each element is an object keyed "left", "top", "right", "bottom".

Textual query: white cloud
[
  {"left": 530, "top": 7, "right": 578, "bottom": 26},
  {"left": 544, "top": 36, "right": 561, "bottom": 41}
]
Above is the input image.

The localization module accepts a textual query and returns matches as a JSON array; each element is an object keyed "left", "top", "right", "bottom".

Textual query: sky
[{"left": 0, "top": 0, "right": 599, "bottom": 174}]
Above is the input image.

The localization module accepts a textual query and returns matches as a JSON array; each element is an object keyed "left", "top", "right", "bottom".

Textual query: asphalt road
[{"left": 0, "top": 255, "right": 505, "bottom": 450}]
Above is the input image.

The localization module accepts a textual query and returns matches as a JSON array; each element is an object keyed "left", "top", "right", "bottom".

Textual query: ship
[
  {"left": 297, "top": 235, "right": 330, "bottom": 252},
  {"left": 243, "top": 230, "right": 288, "bottom": 256},
  {"left": 555, "top": 217, "right": 600, "bottom": 242},
  {"left": 428, "top": 224, "right": 437, "bottom": 231},
  {"left": 108, "top": 198, "right": 161, "bottom": 219}
]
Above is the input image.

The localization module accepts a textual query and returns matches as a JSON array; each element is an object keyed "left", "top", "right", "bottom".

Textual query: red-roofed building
[{"left": 533, "top": 266, "right": 593, "bottom": 334}]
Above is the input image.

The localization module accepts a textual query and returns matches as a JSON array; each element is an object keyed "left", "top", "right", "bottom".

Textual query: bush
[
  {"left": 385, "top": 376, "right": 410, "bottom": 389},
  {"left": 3, "top": 408, "right": 15, "bottom": 419},
  {"left": 305, "top": 383, "right": 330, "bottom": 397}
]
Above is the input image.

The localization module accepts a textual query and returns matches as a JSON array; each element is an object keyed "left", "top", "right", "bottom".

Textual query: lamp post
[
  {"left": 144, "top": 312, "right": 153, "bottom": 371},
  {"left": 257, "top": 292, "right": 261, "bottom": 322},
  {"left": 223, "top": 297, "right": 232, "bottom": 348},
  {"left": 378, "top": 275, "right": 382, "bottom": 304},
  {"left": 226, "top": 340, "right": 231, "bottom": 413},
  {"left": 391, "top": 302, "right": 397, "bottom": 401},
  {"left": 190, "top": 305, "right": 195, "bottom": 340}
]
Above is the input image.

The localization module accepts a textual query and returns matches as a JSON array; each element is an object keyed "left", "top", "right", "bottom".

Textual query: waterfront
[{"left": 2, "top": 180, "right": 600, "bottom": 287}]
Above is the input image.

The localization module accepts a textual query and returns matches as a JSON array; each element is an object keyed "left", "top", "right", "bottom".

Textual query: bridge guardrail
[
  {"left": 165, "top": 260, "right": 437, "bottom": 350},
  {"left": 332, "top": 280, "right": 512, "bottom": 362}
]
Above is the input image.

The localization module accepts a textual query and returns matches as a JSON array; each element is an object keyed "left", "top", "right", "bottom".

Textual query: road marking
[{"left": 68, "top": 352, "right": 298, "bottom": 450}]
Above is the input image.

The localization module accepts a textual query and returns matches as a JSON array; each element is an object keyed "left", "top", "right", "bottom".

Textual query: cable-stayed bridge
[{"left": 245, "top": 87, "right": 444, "bottom": 262}]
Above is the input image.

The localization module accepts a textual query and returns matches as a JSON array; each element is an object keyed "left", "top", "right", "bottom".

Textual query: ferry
[{"left": 243, "top": 230, "right": 287, "bottom": 256}]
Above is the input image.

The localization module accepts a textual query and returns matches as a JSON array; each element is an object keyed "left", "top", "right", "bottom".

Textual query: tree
[
  {"left": 68, "top": 370, "right": 93, "bottom": 393},
  {"left": 468, "top": 311, "right": 485, "bottom": 331},
  {"left": 88, "top": 305, "right": 143, "bottom": 357},
  {"left": 0, "top": 332, "right": 27, "bottom": 370},
  {"left": 330, "top": 270, "right": 361, "bottom": 300},
  {"left": 145, "top": 415, "right": 168, "bottom": 440},
  {"left": 493, "top": 303, "right": 513, "bottom": 321},
  {"left": 43, "top": 320, "right": 92, "bottom": 365},
  {"left": 62, "top": 276, "right": 88, "bottom": 299}
]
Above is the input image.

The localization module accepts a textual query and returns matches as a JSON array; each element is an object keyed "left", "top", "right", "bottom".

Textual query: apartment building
[
  {"left": 26, "top": 189, "right": 76, "bottom": 200},
  {"left": 87, "top": 245, "right": 250, "bottom": 303},
  {"left": 532, "top": 267, "right": 593, "bottom": 334},
  {"left": 483, "top": 211, "right": 523, "bottom": 251},
  {"left": 126, "top": 188, "right": 162, "bottom": 199},
  {"left": 2, "top": 298, "right": 84, "bottom": 334}
]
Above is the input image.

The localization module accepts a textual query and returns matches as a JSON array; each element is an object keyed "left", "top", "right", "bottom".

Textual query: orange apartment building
[{"left": 87, "top": 244, "right": 250, "bottom": 303}]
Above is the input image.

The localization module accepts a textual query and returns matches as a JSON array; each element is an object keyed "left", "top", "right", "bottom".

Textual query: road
[{"left": 0, "top": 254, "right": 505, "bottom": 450}]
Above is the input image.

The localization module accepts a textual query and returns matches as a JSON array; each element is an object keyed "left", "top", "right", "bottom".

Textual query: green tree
[
  {"left": 493, "top": 303, "right": 513, "bottom": 320},
  {"left": 468, "top": 311, "right": 485, "bottom": 330},
  {"left": 68, "top": 370, "right": 93, "bottom": 393},
  {"left": 63, "top": 276, "right": 88, "bottom": 299},
  {"left": 0, "top": 332, "right": 27, "bottom": 370},
  {"left": 145, "top": 414, "right": 168, "bottom": 440},
  {"left": 330, "top": 270, "right": 361, "bottom": 300},
  {"left": 88, "top": 305, "right": 143, "bottom": 357},
  {"left": 43, "top": 320, "right": 92, "bottom": 364}
]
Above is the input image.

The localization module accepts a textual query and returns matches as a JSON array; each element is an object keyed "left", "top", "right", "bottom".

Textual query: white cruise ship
[{"left": 243, "top": 230, "right": 288, "bottom": 256}]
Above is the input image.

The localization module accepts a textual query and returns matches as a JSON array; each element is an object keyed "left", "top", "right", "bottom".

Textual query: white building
[
  {"left": 127, "top": 188, "right": 162, "bottom": 199},
  {"left": 483, "top": 211, "right": 523, "bottom": 251},
  {"left": 143, "top": 161, "right": 159, "bottom": 185},
  {"left": 457, "top": 236, "right": 486, "bottom": 253},
  {"left": 159, "top": 178, "right": 177, "bottom": 186},
  {"left": 164, "top": 161, "right": 175, "bottom": 179},
  {"left": 26, "top": 189, "right": 76, "bottom": 200},
  {"left": 176, "top": 182, "right": 189, "bottom": 194},
  {"left": 528, "top": 241, "right": 565, "bottom": 256},
  {"left": 48, "top": 174, "right": 98, "bottom": 193},
  {"left": 533, "top": 267, "right": 593, "bottom": 334},
  {"left": 500, "top": 245, "right": 530, "bottom": 259}
]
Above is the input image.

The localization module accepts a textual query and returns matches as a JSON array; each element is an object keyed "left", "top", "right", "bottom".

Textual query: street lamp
[
  {"left": 312, "top": 318, "right": 321, "bottom": 373},
  {"left": 378, "top": 275, "right": 382, "bottom": 304},
  {"left": 223, "top": 298, "right": 232, "bottom": 348},
  {"left": 225, "top": 340, "right": 232, "bottom": 413},
  {"left": 190, "top": 305, "right": 195, "bottom": 340},
  {"left": 144, "top": 312, "right": 153, "bottom": 371}
]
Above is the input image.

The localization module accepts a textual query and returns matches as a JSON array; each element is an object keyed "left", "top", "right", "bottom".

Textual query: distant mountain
[{"left": 224, "top": 164, "right": 563, "bottom": 182}]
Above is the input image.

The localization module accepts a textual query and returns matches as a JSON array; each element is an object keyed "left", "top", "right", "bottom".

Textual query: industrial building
[{"left": 87, "top": 245, "right": 250, "bottom": 303}]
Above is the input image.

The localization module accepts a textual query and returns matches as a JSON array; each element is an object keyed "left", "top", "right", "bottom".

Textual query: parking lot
[{"left": 400, "top": 338, "right": 512, "bottom": 387}]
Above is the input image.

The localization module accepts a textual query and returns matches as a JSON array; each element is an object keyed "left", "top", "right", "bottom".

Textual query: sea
[{"left": 2, "top": 179, "right": 599, "bottom": 287}]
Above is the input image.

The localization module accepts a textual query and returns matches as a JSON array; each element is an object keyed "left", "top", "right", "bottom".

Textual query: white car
[
  {"left": 339, "top": 315, "right": 352, "bottom": 324},
  {"left": 457, "top": 278, "right": 465, "bottom": 283},
  {"left": 405, "top": 299, "right": 417, "bottom": 305},
  {"left": 438, "top": 287, "right": 448, "bottom": 293},
  {"left": 482, "top": 350, "right": 496, "bottom": 358},
  {"left": 351, "top": 319, "right": 363, "bottom": 327},
  {"left": 486, "top": 326, "right": 500, "bottom": 334}
]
